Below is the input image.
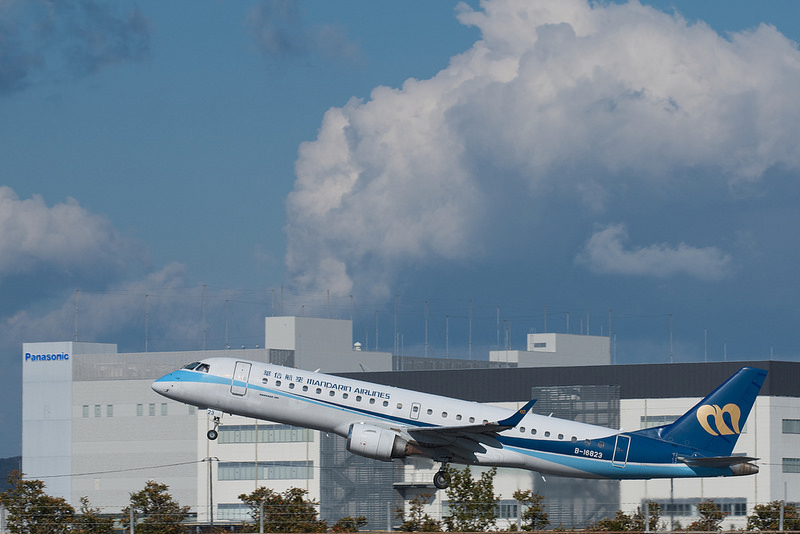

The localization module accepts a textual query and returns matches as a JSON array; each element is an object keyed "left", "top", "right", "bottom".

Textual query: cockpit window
[
  {"left": 182, "top": 362, "right": 210, "bottom": 373},
  {"left": 183, "top": 362, "right": 201, "bottom": 370}
]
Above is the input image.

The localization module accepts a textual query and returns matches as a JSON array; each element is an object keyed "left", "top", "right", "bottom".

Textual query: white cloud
[
  {"left": 0, "top": 186, "right": 145, "bottom": 280},
  {"left": 576, "top": 223, "right": 732, "bottom": 280},
  {"left": 285, "top": 0, "right": 800, "bottom": 296}
]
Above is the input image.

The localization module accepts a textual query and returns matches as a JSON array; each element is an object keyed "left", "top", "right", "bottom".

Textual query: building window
[
  {"left": 719, "top": 502, "right": 748, "bottom": 516},
  {"left": 218, "top": 424, "right": 314, "bottom": 444},
  {"left": 106, "top": 404, "right": 113, "bottom": 417},
  {"left": 783, "top": 458, "right": 800, "bottom": 473},
  {"left": 82, "top": 405, "right": 89, "bottom": 418},
  {"left": 783, "top": 419, "right": 800, "bottom": 434},
  {"left": 640, "top": 415, "right": 680, "bottom": 429},
  {"left": 161, "top": 403, "right": 168, "bottom": 416},
  {"left": 94, "top": 405, "right": 101, "bottom": 417},
  {"left": 218, "top": 461, "right": 313, "bottom": 481},
  {"left": 651, "top": 498, "right": 747, "bottom": 517},
  {"left": 188, "top": 406, "right": 196, "bottom": 415},
  {"left": 496, "top": 501, "right": 519, "bottom": 519},
  {"left": 217, "top": 503, "right": 251, "bottom": 521},
  {"left": 148, "top": 403, "right": 155, "bottom": 416},
  {"left": 136, "top": 404, "right": 143, "bottom": 416}
]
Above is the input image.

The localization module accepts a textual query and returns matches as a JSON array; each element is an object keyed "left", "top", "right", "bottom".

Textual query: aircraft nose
[{"left": 152, "top": 373, "right": 178, "bottom": 397}]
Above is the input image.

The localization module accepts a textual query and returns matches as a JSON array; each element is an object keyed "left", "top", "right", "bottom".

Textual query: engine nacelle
[{"left": 346, "top": 423, "right": 409, "bottom": 461}]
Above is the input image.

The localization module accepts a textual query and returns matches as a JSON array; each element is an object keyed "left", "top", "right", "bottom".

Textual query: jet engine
[{"left": 346, "top": 423, "right": 410, "bottom": 461}]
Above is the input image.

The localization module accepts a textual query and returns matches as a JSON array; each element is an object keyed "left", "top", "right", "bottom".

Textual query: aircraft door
[
  {"left": 612, "top": 434, "right": 630, "bottom": 467},
  {"left": 231, "top": 361, "right": 252, "bottom": 396},
  {"left": 410, "top": 402, "right": 421, "bottom": 420}
]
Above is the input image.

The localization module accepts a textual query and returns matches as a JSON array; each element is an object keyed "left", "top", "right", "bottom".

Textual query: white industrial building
[{"left": 21, "top": 316, "right": 800, "bottom": 530}]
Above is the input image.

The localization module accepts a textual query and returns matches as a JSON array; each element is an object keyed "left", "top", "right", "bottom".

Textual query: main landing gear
[
  {"left": 433, "top": 462, "right": 451, "bottom": 489},
  {"left": 207, "top": 410, "right": 221, "bottom": 440}
]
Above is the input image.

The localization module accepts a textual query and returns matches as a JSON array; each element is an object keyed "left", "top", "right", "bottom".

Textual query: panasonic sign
[{"left": 25, "top": 352, "right": 70, "bottom": 362}]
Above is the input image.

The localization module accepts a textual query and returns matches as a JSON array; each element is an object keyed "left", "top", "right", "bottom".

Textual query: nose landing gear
[{"left": 207, "top": 410, "right": 221, "bottom": 440}]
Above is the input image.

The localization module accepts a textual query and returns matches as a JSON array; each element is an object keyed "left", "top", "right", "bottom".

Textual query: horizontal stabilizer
[{"left": 680, "top": 455, "right": 758, "bottom": 467}]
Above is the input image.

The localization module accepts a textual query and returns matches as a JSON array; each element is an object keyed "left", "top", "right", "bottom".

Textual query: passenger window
[
  {"left": 456, "top": 414, "right": 462, "bottom": 421},
  {"left": 442, "top": 412, "right": 448, "bottom": 418},
  {"left": 343, "top": 393, "right": 348, "bottom": 399},
  {"left": 275, "top": 380, "right": 282, "bottom": 387},
  {"left": 316, "top": 388, "right": 322, "bottom": 394},
  {"left": 427, "top": 409, "right": 433, "bottom": 415},
  {"left": 571, "top": 436, "right": 577, "bottom": 443},
  {"left": 329, "top": 391, "right": 335, "bottom": 397},
  {"left": 598, "top": 441, "right": 605, "bottom": 449},
  {"left": 545, "top": 431, "right": 551, "bottom": 437},
  {"left": 396, "top": 403, "right": 403, "bottom": 410},
  {"left": 289, "top": 383, "right": 295, "bottom": 389},
  {"left": 383, "top": 400, "right": 389, "bottom": 407},
  {"left": 412, "top": 405, "right": 419, "bottom": 413},
  {"left": 520, "top": 427, "right": 526, "bottom": 433},
  {"left": 369, "top": 398, "right": 375, "bottom": 404},
  {"left": 531, "top": 429, "right": 537, "bottom": 435},
  {"left": 262, "top": 378, "right": 268, "bottom": 385},
  {"left": 558, "top": 434, "right": 564, "bottom": 440},
  {"left": 356, "top": 395, "right": 362, "bottom": 402},
  {"left": 469, "top": 417, "right": 475, "bottom": 423},
  {"left": 302, "top": 385, "right": 308, "bottom": 392},
  {"left": 585, "top": 439, "right": 591, "bottom": 446}
]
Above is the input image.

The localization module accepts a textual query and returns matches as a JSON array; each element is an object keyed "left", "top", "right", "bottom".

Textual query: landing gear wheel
[
  {"left": 433, "top": 470, "right": 450, "bottom": 489},
  {"left": 207, "top": 429, "right": 219, "bottom": 440}
]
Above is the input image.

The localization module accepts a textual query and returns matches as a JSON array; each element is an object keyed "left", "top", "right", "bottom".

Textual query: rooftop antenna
[
  {"left": 145, "top": 294, "right": 149, "bottom": 352},
  {"left": 73, "top": 289, "right": 80, "bottom": 342},
  {"left": 202, "top": 284, "right": 207, "bottom": 351},
  {"left": 544, "top": 305, "right": 547, "bottom": 332},
  {"left": 468, "top": 299, "right": 473, "bottom": 360},
  {"left": 496, "top": 306, "right": 500, "bottom": 349},
  {"left": 445, "top": 315, "right": 449, "bottom": 359},
  {"left": 669, "top": 313, "right": 673, "bottom": 364},
  {"left": 424, "top": 301, "right": 429, "bottom": 358},
  {"left": 394, "top": 294, "right": 398, "bottom": 357}
]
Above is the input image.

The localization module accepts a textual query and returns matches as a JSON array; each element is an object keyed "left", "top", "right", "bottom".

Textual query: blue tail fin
[{"left": 654, "top": 367, "right": 767, "bottom": 456}]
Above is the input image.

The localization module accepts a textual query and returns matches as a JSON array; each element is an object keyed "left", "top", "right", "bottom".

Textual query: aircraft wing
[{"left": 401, "top": 400, "right": 536, "bottom": 460}]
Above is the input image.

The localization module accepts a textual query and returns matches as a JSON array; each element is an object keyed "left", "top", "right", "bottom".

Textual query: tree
[
  {"left": 239, "top": 486, "right": 327, "bottom": 532},
  {"left": 589, "top": 502, "right": 660, "bottom": 533},
  {"left": 121, "top": 480, "right": 189, "bottom": 534},
  {"left": 512, "top": 490, "right": 549, "bottom": 531},
  {"left": 748, "top": 501, "right": 800, "bottom": 531},
  {"left": 442, "top": 465, "right": 499, "bottom": 532},
  {"left": 330, "top": 515, "right": 369, "bottom": 532},
  {"left": 631, "top": 501, "right": 661, "bottom": 532},
  {"left": 0, "top": 470, "right": 75, "bottom": 534},
  {"left": 591, "top": 510, "right": 634, "bottom": 532},
  {"left": 686, "top": 500, "right": 724, "bottom": 532},
  {"left": 74, "top": 496, "right": 115, "bottom": 534},
  {"left": 396, "top": 493, "right": 442, "bottom": 532}
]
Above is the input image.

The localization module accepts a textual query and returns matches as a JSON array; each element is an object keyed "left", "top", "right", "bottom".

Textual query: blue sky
[{"left": 2, "top": 0, "right": 800, "bottom": 457}]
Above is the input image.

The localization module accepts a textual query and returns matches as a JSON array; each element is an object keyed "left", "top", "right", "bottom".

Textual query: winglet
[{"left": 495, "top": 399, "right": 537, "bottom": 429}]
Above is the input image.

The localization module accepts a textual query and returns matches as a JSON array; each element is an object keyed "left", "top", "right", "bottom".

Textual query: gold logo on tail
[{"left": 696, "top": 404, "right": 742, "bottom": 435}]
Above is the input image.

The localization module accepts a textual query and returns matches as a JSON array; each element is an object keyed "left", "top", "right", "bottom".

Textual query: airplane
[{"left": 152, "top": 358, "right": 766, "bottom": 489}]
